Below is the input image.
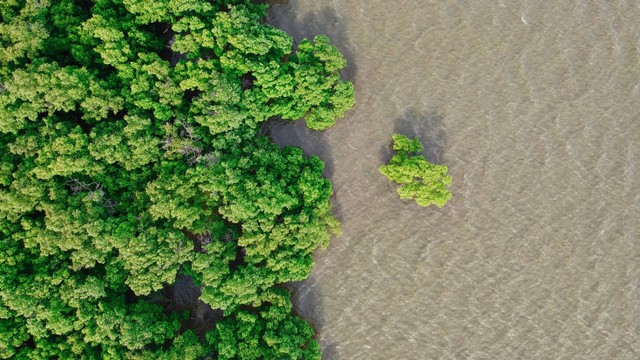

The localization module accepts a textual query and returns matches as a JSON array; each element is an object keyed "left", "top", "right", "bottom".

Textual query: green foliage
[
  {"left": 149, "top": 137, "right": 339, "bottom": 311},
  {"left": 208, "top": 289, "right": 321, "bottom": 360},
  {"left": 380, "top": 134, "right": 452, "bottom": 207},
  {"left": 1, "top": 0, "right": 354, "bottom": 357},
  {"left": 0, "top": 233, "right": 192, "bottom": 359}
]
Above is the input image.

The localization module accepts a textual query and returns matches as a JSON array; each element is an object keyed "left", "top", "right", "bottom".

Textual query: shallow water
[{"left": 267, "top": 1, "right": 640, "bottom": 359}]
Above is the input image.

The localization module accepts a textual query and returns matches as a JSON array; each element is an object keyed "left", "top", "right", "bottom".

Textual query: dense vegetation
[
  {"left": 0, "top": 0, "right": 354, "bottom": 358},
  {"left": 379, "top": 134, "right": 452, "bottom": 207}
]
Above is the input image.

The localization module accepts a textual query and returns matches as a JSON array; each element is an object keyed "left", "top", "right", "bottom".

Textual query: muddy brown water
[{"left": 266, "top": 1, "right": 640, "bottom": 359}]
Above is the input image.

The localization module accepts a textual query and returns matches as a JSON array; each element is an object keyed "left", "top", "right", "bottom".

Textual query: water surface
[{"left": 268, "top": 1, "right": 640, "bottom": 358}]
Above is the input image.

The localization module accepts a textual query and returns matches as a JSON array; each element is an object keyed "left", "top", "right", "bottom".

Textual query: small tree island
[{"left": 379, "top": 134, "right": 452, "bottom": 207}]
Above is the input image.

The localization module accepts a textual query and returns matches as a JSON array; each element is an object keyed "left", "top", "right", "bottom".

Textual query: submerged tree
[
  {"left": 0, "top": 0, "right": 353, "bottom": 358},
  {"left": 379, "top": 134, "right": 452, "bottom": 207}
]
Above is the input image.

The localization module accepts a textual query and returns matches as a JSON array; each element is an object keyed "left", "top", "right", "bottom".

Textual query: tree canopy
[
  {"left": 0, "top": 0, "right": 354, "bottom": 358},
  {"left": 379, "top": 134, "right": 452, "bottom": 207}
]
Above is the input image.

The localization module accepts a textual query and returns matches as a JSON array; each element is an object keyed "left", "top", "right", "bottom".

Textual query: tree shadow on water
[
  {"left": 259, "top": 0, "right": 356, "bottom": 194},
  {"left": 259, "top": 0, "right": 355, "bottom": 206},
  {"left": 161, "top": 275, "right": 223, "bottom": 339},
  {"left": 285, "top": 278, "right": 338, "bottom": 360},
  {"left": 264, "top": 0, "right": 357, "bottom": 82},
  {"left": 381, "top": 109, "right": 448, "bottom": 165},
  {"left": 257, "top": 2, "right": 354, "bottom": 358},
  {"left": 261, "top": 119, "right": 336, "bottom": 179},
  {"left": 261, "top": 122, "right": 342, "bottom": 360}
]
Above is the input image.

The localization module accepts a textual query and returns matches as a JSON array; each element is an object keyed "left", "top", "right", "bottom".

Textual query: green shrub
[{"left": 379, "top": 134, "right": 452, "bottom": 207}]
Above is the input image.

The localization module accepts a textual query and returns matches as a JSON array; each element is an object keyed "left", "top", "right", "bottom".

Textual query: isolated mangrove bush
[{"left": 379, "top": 134, "right": 452, "bottom": 207}]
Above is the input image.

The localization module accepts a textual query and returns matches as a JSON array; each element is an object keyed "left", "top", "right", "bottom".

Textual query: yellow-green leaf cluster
[{"left": 380, "top": 134, "right": 452, "bottom": 207}]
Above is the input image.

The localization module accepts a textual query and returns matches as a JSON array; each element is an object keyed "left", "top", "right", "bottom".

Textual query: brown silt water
[{"left": 267, "top": 1, "right": 640, "bottom": 359}]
